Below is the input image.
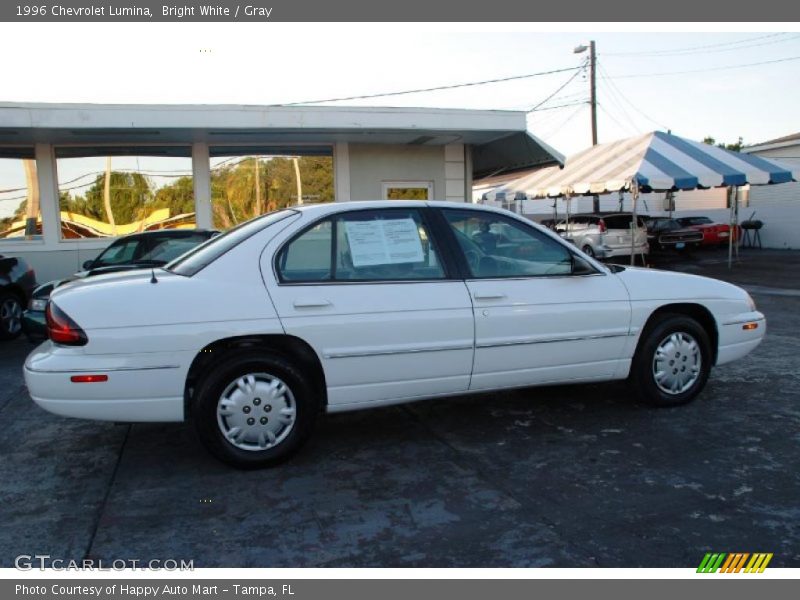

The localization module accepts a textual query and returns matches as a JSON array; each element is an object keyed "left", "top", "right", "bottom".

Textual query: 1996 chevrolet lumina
[{"left": 24, "top": 202, "right": 765, "bottom": 468}]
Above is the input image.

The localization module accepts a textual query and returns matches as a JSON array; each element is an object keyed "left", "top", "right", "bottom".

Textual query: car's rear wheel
[
  {"left": 0, "top": 291, "right": 24, "bottom": 340},
  {"left": 192, "top": 351, "right": 319, "bottom": 468},
  {"left": 630, "top": 314, "right": 711, "bottom": 407},
  {"left": 582, "top": 244, "right": 596, "bottom": 258}
]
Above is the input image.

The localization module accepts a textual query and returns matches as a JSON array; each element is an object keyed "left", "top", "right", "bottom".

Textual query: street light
[
  {"left": 575, "top": 40, "right": 599, "bottom": 212},
  {"left": 573, "top": 40, "right": 597, "bottom": 146}
]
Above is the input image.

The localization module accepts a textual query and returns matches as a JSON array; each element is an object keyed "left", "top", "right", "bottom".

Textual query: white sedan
[{"left": 24, "top": 201, "right": 765, "bottom": 468}]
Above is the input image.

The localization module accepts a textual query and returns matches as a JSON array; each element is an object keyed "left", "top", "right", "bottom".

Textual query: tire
[
  {"left": 191, "top": 351, "right": 320, "bottom": 469},
  {"left": 0, "top": 290, "right": 24, "bottom": 341},
  {"left": 582, "top": 245, "right": 596, "bottom": 258},
  {"left": 630, "top": 314, "right": 712, "bottom": 407}
]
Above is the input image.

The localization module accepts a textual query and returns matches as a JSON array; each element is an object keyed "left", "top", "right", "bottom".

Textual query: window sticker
[{"left": 345, "top": 218, "right": 425, "bottom": 267}]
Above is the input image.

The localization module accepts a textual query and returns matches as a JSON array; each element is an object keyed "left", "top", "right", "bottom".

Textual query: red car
[{"left": 676, "top": 216, "right": 741, "bottom": 246}]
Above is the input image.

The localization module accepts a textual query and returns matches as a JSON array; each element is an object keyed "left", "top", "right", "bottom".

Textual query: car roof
[{"left": 290, "top": 200, "right": 521, "bottom": 219}]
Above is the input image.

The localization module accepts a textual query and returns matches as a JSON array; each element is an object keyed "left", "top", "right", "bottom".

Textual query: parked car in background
[
  {"left": 0, "top": 255, "right": 36, "bottom": 340},
  {"left": 643, "top": 217, "right": 704, "bottom": 251},
  {"left": 675, "top": 216, "right": 741, "bottom": 246},
  {"left": 23, "top": 229, "right": 218, "bottom": 343},
  {"left": 24, "top": 202, "right": 765, "bottom": 468},
  {"left": 554, "top": 213, "right": 649, "bottom": 259}
]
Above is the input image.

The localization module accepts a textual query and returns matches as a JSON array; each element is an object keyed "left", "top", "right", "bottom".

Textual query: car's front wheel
[
  {"left": 0, "top": 291, "right": 24, "bottom": 340},
  {"left": 192, "top": 351, "right": 319, "bottom": 468},
  {"left": 630, "top": 314, "right": 712, "bottom": 407}
]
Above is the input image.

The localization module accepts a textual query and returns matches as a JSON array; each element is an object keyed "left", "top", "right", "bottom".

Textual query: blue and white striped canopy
[{"left": 484, "top": 131, "right": 799, "bottom": 201}]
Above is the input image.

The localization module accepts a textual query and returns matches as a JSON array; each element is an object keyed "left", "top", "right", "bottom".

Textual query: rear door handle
[
  {"left": 473, "top": 292, "right": 507, "bottom": 301},
  {"left": 292, "top": 298, "right": 332, "bottom": 309}
]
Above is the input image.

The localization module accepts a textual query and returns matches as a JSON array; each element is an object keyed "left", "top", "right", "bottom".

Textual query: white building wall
[
  {"left": 347, "top": 144, "right": 449, "bottom": 201},
  {"left": 741, "top": 145, "right": 800, "bottom": 249}
]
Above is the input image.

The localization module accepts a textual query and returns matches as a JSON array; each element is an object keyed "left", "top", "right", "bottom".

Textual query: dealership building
[{"left": 0, "top": 102, "right": 561, "bottom": 281}]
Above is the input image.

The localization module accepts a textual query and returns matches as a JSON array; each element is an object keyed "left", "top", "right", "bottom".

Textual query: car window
[
  {"left": 141, "top": 234, "right": 212, "bottom": 263},
  {"left": 277, "top": 209, "right": 445, "bottom": 283},
  {"left": 442, "top": 209, "right": 573, "bottom": 278},
  {"left": 167, "top": 209, "right": 295, "bottom": 277},
  {"left": 278, "top": 220, "right": 334, "bottom": 282},
  {"left": 604, "top": 215, "right": 645, "bottom": 230},
  {"left": 93, "top": 239, "right": 142, "bottom": 266}
]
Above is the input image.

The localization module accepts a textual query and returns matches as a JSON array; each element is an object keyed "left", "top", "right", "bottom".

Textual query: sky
[
  {"left": 2, "top": 23, "right": 800, "bottom": 219},
  {"left": 1, "top": 23, "right": 798, "bottom": 154}
]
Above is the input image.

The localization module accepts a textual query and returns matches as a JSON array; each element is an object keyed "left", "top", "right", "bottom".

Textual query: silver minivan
[{"left": 554, "top": 213, "right": 649, "bottom": 259}]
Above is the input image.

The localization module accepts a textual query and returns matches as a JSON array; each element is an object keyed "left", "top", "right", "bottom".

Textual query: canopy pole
[
  {"left": 630, "top": 180, "right": 639, "bottom": 266},
  {"left": 727, "top": 186, "right": 737, "bottom": 270}
]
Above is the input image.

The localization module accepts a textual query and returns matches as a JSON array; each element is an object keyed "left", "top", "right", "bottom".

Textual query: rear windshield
[
  {"left": 603, "top": 215, "right": 646, "bottom": 229},
  {"left": 166, "top": 210, "right": 295, "bottom": 276}
]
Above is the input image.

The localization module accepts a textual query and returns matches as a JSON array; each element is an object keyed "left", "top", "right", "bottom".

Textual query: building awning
[{"left": 0, "top": 102, "right": 563, "bottom": 176}]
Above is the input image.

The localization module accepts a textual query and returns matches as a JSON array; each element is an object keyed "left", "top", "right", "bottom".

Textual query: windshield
[{"left": 166, "top": 210, "right": 296, "bottom": 276}]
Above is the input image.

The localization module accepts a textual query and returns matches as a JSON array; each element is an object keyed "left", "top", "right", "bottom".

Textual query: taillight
[
  {"left": 598, "top": 219, "right": 607, "bottom": 233},
  {"left": 46, "top": 302, "right": 88, "bottom": 346}
]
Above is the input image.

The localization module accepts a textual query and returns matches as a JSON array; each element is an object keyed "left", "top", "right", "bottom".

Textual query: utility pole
[
  {"left": 254, "top": 156, "right": 261, "bottom": 217},
  {"left": 104, "top": 156, "right": 117, "bottom": 235},
  {"left": 589, "top": 40, "right": 597, "bottom": 147},
  {"left": 293, "top": 157, "right": 303, "bottom": 206},
  {"left": 589, "top": 40, "right": 599, "bottom": 212},
  {"left": 575, "top": 40, "right": 599, "bottom": 211}
]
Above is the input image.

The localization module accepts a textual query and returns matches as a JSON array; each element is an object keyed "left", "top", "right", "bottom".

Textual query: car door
[
  {"left": 264, "top": 207, "right": 475, "bottom": 409},
  {"left": 438, "top": 207, "right": 632, "bottom": 392}
]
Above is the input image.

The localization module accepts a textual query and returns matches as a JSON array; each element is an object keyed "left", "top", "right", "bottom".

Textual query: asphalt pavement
[{"left": 1, "top": 248, "right": 798, "bottom": 567}]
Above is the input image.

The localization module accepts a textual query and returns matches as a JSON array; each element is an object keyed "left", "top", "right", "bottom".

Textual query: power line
[
  {"left": 597, "top": 61, "right": 668, "bottom": 131},
  {"left": 607, "top": 54, "right": 800, "bottom": 79},
  {"left": 526, "top": 60, "right": 587, "bottom": 112},
  {"left": 278, "top": 64, "right": 585, "bottom": 106},
  {"left": 603, "top": 33, "right": 790, "bottom": 56},
  {"left": 597, "top": 102, "right": 636, "bottom": 136},
  {"left": 539, "top": 104, "right": 588, "bottom": 141},
  {"left": 621, "top": 34, "right": 800, "bottom": 57},
  {"left": 532, "top": 100, "right": 589, "bottom": 112}
]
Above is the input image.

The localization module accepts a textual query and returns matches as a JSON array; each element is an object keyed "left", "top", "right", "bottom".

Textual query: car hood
[{"left": 613, "top": 266, "right": 749, "bottom": 302}]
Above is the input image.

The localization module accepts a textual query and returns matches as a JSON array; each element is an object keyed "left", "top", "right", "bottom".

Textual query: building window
[
  {"left": 55, "top": 147, "right": 194, "bottom": 239},
  {"left": 382, "top": 181, "right": 433, "bottom": 200},
  {"left": 210, "top": 147, "right": 334, "bottom": 231},
  {"left": 0, "top": 148, "right": 41, "bottom": 241}
]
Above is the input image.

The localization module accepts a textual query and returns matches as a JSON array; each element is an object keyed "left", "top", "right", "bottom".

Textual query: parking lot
[{"left": 1, "top": 248, "right": 799, "bottom": 568}]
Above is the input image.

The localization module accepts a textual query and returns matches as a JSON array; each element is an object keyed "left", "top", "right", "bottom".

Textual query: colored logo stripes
[{"left": 697, "top": 553, "right": 773, "bottom": 573}]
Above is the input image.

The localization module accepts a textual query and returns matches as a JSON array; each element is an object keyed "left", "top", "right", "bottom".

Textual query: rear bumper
[
  {"left": 601, "top": 242, "right": 649, "bottom": 258},
  {"left": 24, "top": 342, "right": 187, "bottom": 422}
]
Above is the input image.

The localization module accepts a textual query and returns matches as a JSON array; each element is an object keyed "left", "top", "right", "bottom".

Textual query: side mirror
[{"left": 82, "top": 260, "right": 94, "bottom": 270}]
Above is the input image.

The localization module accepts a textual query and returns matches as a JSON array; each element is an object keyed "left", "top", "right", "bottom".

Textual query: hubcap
[
  {"left": 652, "top": 332, "right": 702, "bottom": 395},
  {"left": 0, "top": 298, "right": 22, "bottom": 335},
  {"left": 216, "top": 373, "right": 297, "bottom": 452}
]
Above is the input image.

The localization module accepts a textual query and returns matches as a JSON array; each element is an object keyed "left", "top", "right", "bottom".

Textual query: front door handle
[
  {"left": 473, "top": 292, "right": 507, "bottom": 301},
  {"left": 293, "top": 298, "right": 332, "bottom": 309}
]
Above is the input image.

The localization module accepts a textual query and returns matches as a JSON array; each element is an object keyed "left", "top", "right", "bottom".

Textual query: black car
[
  {"left": 23, "top": 229, "right": 217, "bottom": 342},
  {"left": 0, "top": 255, "right": 37, "bottom": 340},
  {"left": 642, "top": 217, "right": 704, "bottom": 251}
]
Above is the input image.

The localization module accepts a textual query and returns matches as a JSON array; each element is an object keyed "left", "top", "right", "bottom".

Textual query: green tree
[
  {"left": 79, "top": 171, "right": 152, "bottom": 224},
  {"left": 152, "top": 175, "right": 195, "bottom": 215},
  {"left": 210, "top": 156, "right": 334, "bottom": 229},
  {"left": 703, "top": 136, "right": 744, "bottom": 152}
]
